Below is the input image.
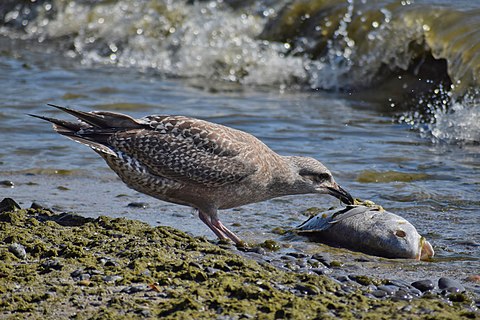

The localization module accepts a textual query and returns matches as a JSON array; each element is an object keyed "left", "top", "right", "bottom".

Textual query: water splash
[{"left": 400, "top": 88, "right": 480, "bottom": 144}]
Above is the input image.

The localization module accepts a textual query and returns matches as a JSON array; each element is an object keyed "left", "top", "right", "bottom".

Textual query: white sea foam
[{"left": 428, "top": 95, "right": 480, "bottom": 144}]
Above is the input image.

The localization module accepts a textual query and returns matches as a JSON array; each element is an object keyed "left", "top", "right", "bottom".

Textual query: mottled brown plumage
[{"left": 32, "top": 105, "right": 353, "bottom": 244}]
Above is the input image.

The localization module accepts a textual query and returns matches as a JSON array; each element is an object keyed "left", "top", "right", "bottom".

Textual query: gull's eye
[{"left": 299, "top": 171, "right": 330, "bottom": 183}]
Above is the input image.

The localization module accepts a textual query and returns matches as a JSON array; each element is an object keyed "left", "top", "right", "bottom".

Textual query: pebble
[
  {"left": 40, "top": 259, "right": 63, "bottom": 272},
  {"left": 232, "top": 232, "right": 474, "bottom": 304},
  {"left": 387, "top": 279, "right": 412, "bottom": 288},
  {"left": 0, "top": 198, "right": 21, "bottom": 213},
  {"left": 294, "top": 284, "right": 319, "bottom": 295},
  {"left": 122, "top": 284, "right": 149, "bottom": 294},
  {"left": 30, "top": 202, "right": 51, "bottom": 211},
  {"left": 311, "top": 253, "right": 332, "bottom": 267},
  {"left": 206, "top": 267, "right": 220, "bottom": 275},
  {"left": 438, "top": 277, "right": 465, "bottom": 293},
  {"left": 127, "top": 202, "right": 149, "bottom": 208},
  {"left": 103, "top": 275, "right": 123, "bottom": 283},
  {"left": 99, "top": 257, "right": 118, "bottom": 267},
  {"left": 8, "top": 243, "right": 27, "bottom": 259},
  {"left": 0, "top": 180, "right": 14, "bottom": 188},
  {"left": 372, "top": 290, "right": 388, "bottom": 298},
  {"left": 246, "top": 247, "right": 266, "bottom": 255},
  {"left": 411, "top": 279, "right": 435, "bottom": 292},
  {"left": 377, "top": 285, "right": 398, "bottom": 295},
  {"left": 393, "top": 289, "right": 413, "bottom": 301},
  {"left": 286, "top": 252, "right": 308, "bottom": 259}
]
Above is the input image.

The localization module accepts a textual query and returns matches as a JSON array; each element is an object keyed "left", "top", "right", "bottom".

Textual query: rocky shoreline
[{"left": 0, "top": 199, "right": 478, "bottom": 319}]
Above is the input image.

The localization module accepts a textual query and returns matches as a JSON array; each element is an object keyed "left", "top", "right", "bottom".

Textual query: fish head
[{"left": 375, "top": 217, "right": 434, "bottom": 260}]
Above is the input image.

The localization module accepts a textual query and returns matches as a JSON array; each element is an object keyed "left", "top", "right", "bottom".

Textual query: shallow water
[{"left": 1, "top": 0, "right": 479, "bottom": 295}]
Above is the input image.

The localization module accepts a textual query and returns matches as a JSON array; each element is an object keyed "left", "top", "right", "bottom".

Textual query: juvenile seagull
[{"left": 32, "top": 105, "right": 353, "bottom": 244}]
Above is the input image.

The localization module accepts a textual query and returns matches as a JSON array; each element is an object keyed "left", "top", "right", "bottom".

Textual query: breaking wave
[{"left": 1, "top": 0, "right": 479, "bottom": 142}]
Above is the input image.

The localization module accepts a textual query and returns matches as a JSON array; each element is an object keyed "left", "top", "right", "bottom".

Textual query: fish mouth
[
  {"left": 326, "top": 185, "right": 354, "bottom": 205},
  {"left": 416, "top": 237, "right": 435, "bottom": 261}
]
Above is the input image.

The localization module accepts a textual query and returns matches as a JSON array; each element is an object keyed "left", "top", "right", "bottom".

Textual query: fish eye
[{"left": 395, "top": 230, "right": 407, "bottom": 238}]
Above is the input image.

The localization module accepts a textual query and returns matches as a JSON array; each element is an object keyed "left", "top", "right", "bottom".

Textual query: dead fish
[{"left": 297, "top": 204, "right": 434, "bottom": 260}]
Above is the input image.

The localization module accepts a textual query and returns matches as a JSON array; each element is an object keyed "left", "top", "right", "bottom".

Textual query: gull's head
[{"left": 286, "top": 156, "right": 354, "bottom": 205}]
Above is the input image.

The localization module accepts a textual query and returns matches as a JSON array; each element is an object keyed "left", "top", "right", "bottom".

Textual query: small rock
[
  {"left": 71, "top": 269, "right": 84, "bottom": 278},
  {"left": 411, "top": 279, "right": 435, "bottom": 292},
  {"left": 408, "top": 287, "right": 423, "bottom": 296},
  {"left": 0, "top": 180, "right": 14, "bottom": 188},
  {"left": 372, "top": 289, "right": 388, "bottom": 298},
  {"left": 206, "top": 267, "right": 220, "bottom": 275},
  {"left": 139, "top": 309, "right": 151, "bottom": 317},
  {"left": 295, "top": 284, "right": 319, "bottom": 295},
  {"left": 8, "top": 243, "right": 27, "bottom": 259},
  {"left": 311, "top": 253, "right": 332, "bottom": 267},
  {"left": 286, "top": 252, "right": 308, "bottom": 259},
  {"left": 387, "top": 279, "right": 411, "bottom": 288},
  {"left": 99, "top": 257, "right": 118, "bottom": 267},
  {"left": 438, "top": 277, "right": 465, "bottom": 293},
  {"left": 127, "top": 202, "right": 149, "bottom": 208},
  {"left": 40, "top": 259, "right": 63, "bottom": 272},
  {"left": 122, "top": 284, "right": 149, "bottom": 294},
  {"left": 393, "top": 289, "right": 412, "bottom": 301},
  {"left": 280, "top": 255, "right": 297, "bottom": 262},
  {"left": 0, "top": 198, "right": 21, "bottom": 213},
  {"left": 78, "top": 273, "right": 91, "bottom": 281},
  {"left": 401, "top": 305, "right": 413, "bottom": 312},
  {"left": 103, "top": 275, "right": 123, "bottom": 283},
  {"left": 246, "top": 246, "right": 266, "bottom": 255},
  {"left": 30, "top": 202, "right": 54, "bottom": 212},
  {"left": 377, "top": 285, "right": 399, "bottom": 295}
]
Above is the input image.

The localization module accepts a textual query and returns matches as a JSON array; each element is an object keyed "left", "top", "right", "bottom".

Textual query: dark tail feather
[
  {"left": 29, "top": 114, "right": 84, "bottom": 133},
  {"left": 47, "top": 104, "right": 144, "bottom": 129},
  {"left": 29, "top": 112, "right": 118, "bottom": 156}
]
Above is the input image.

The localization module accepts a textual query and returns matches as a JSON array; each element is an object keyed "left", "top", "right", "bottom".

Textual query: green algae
[
  {"left": 356, "top": 170, "right": 431, "bottom": 183},
  {"left": 0, "top": 208, "right": 474, "bottom": 319}
]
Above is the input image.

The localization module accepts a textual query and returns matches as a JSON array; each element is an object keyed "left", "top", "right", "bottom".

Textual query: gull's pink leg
[{"left": 198, "top": 210, "right": 228, "bottom": 240}]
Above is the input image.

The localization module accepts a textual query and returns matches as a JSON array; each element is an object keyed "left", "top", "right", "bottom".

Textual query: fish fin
[
  {"left": 297, "top": 214, "right": 335, "bottom": 231},
  {"left": 329, "top": 205, "right": 370, "bottom": 224}
]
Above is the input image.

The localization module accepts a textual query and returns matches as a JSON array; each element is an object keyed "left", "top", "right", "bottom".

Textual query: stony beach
[{"left": 0, "top": 199, "right": 478, "bottom": 319}]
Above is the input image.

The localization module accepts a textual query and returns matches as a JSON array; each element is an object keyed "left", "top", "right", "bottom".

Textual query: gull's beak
[{"left": 325, "top": 183, "right": 354, "bottom": 205}]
